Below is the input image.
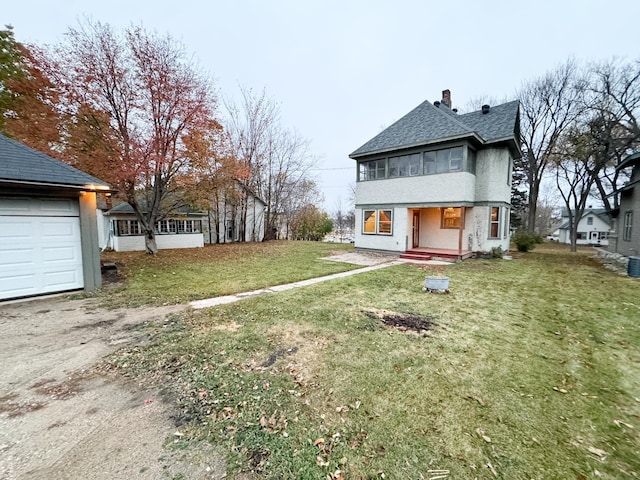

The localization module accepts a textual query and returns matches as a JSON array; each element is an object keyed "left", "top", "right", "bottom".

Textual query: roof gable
[
  {"left": 350, "top": 98, "right": 520, "bottom": 158},
  {"left": 0, "top": 133, "right": 109, "bottom": 189}
]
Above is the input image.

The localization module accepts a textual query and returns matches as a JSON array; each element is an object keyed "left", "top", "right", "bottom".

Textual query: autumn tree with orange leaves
[
  {"left": 42, "top": 21, "right": 226, "bottom": 254},
  {"left": 0, "top": 25, "right": 61, "bottom": 153}
]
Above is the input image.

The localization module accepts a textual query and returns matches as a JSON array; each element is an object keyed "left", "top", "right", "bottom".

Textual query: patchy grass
[
  {"left": 99, "top": 241, "right": 357, "bottom": 307},
  {"left": 106, "top": 244, "right": 640, "bottom": 479}
]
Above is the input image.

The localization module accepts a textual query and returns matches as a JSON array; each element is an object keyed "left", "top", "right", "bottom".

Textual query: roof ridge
[{"left": 428, "top": 101, "right": 483, "bottom": 141}]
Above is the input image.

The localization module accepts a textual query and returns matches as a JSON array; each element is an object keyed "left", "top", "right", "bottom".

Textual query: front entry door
[
  {"left": 412, "top": 211, "right": 420, "bottom": 248},
  {"left": 589, "top": 231, "right": 599, "bottom": 243}
]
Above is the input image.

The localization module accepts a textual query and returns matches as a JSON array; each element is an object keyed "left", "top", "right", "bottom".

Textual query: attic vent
[
  {"left": 452, "top": 108, "right": 458, "bottom": 113},
  {"left": 481, "top": 104, "right": 490, "bottom": 114},
  {"left": 434, "top": 101, "right": 441, "bottom": 107}
]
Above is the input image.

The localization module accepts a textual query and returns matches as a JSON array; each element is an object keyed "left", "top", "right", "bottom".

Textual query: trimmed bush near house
[{"left": 512, "top": 230, "right": 538, "bottom": 252}]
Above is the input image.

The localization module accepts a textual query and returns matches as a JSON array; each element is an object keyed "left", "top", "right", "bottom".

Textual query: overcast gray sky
[{"left": 4, "top": 0, "right": 640, "bottom": 211}]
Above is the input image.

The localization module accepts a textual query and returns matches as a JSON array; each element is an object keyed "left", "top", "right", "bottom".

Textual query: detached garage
[{"left": 0, "top": 133, "right": 110, "bottom": 301}]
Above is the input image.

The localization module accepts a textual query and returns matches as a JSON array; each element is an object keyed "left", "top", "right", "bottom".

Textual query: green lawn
[
  {"left": 98, "top": 241, "right": 358, "bottom": 307},
  {"left": 104, "top": 242, "right": 640, "bottom": 479}
]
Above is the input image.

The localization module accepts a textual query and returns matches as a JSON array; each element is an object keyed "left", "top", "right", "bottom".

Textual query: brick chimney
[{"left": 441, "top": 89, "right": 452, "bottom": 108}]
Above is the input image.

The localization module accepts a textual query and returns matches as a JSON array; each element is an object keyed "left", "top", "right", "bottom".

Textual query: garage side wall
[{"left": 79, "top": 192, "right": 101, "bottom": 292}]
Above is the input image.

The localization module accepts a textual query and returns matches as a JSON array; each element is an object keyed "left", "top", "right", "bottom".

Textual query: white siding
[
  {"left": 559, "top": 212, "right": 611, "bottom": 246},
  {"left": 112, "top": 233, "right": 204, "bottom": 252}
]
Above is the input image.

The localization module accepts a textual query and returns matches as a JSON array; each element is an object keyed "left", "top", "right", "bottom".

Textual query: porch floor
[{"left": 400, "top": 247, "right": 474, "bottom": 262}]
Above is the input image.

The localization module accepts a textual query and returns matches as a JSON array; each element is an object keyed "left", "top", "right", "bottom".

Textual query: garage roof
[{"left": 0, "top": 133, "right": 110, "bottom": 190}]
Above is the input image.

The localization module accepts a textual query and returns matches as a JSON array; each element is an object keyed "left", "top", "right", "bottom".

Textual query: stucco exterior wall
[
  {"left": 353, "top": 145, "right": 513, "bottom": 254},
  {"left": 416, "top": 208, "right": 464, "bottom": 249},
  {"left": 465, "top": 206, "right": 510, "bottom": 252},
  {"left": 356, "top": 172, "right": 476, "bottom": 207},
  {"left": 354, "top": 207, "right": 408, "bottom": 252},
  {"left": 475, "top": 148, "right": 511, "bottom": 203}
]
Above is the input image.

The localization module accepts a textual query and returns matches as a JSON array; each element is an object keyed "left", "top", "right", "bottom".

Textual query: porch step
[
  {"left": 401, "top": 248, "right": 473, "bottom": 261},
  {"left": 399, "top": 251, "right": 433, "bottom": 262}
]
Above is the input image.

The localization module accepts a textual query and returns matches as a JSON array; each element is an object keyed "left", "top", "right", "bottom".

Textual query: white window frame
[
  {"left": 362, "top": 209, "right": 393, "bottom": 235},
  {"left": 489, "top": 207, "right": 501, "bottom": 239},
  {"left": 115, "top": 219, "right": 141, "bottom": 236},
  {"left": 623, "top": 211, "right": 633, "bottom": 241}
]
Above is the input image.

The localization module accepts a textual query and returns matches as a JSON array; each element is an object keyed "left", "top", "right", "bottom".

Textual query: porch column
[{"left": 458, "top": 206, "right": 466, "bottom": 252}]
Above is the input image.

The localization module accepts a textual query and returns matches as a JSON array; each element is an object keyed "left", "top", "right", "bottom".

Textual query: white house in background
[
  {"left": 99, "top": 202, "right": 206, "bottom": 252},
  {"left": 554, "top": 208, "right": 612, "bottom": 246},
  {"left": 204, "top": 190, "right": 265, "bottom": 244},
  {"left": 349, "top": 89, "right": 522, "bottom": 260}
]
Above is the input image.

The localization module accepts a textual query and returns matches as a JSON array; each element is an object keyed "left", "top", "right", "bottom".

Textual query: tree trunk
[
  {"left": 145, "top": 230, "right": 158, "bottom": 255},
  {"left": 526, "top": 180, "right": 539, "bottom": 233}
]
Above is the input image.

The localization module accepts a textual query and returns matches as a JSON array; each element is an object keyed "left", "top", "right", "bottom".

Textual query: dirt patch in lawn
[{"left": 365, "top": 308, "right": 438, "bottom": 334}]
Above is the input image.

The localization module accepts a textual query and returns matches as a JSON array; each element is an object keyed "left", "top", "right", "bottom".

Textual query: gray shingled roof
[
  {"left": 107, "top": 201, "right": 205, "bottom": 216},
  {"left": 0, "top": 132, "right": 109, "bottom": 188},
  {"left": 350, "top": 99, "right": 520, "bottom": 158}
]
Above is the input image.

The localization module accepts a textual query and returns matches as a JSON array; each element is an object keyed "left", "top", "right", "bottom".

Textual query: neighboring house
[
  {"left": 204, "top": 188, "right": 265, "bottom": 244},
  {"left": 349, "top": 90, "right": 521, "bottom": 259},
  {"left": 608, "top": 152, "right": 640, "bottom": 256},
  {"left": 0, "top": 133, "right": 110, "bottom": 300},
  {"left": 100, "top": 202, "right": 206, "bottom": 252},
  {"left": 554, "top": 208, "right": 611, "bottom": 246}
]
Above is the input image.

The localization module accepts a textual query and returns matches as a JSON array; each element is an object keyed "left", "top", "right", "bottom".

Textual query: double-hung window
[
  {"left": 623, "top": 211, "right": 633, "bottom": 241},
  {"left": 157, "top": 219, "right": 176, "bottom": 234},
  {"left": 362, "top": 209, "right": 393, "bottom": 235},
  {"left": 489, "top": 207, "right": 500, "bottom": 238},
  {"left": 175, "top": 220, "right": 201, "bottom": 233},
  {"left": 115, "top": 219, "right": 140, "bottom": 236}
]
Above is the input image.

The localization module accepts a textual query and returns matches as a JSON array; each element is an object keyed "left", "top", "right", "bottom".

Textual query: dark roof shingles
[
  {"left": 350, "top": 99, "right": 520, "bottom": 158},
  {"left": 0, "top": 133, "right": 108, "bottom": 188}
]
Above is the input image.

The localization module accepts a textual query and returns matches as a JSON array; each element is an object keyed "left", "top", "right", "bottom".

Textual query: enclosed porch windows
[
  {"left": 363, "top": 209, "right": 393, "bottom": 235},
  {"left": 424, "top": 147, "right": 464, "bottom": 175},
  {"left": 358, "top": 145, "right": 475, "bottom": 181},
  {"left": 389, "top": 153, "right": 421, "bottom": 177},
  {"left": 359, "top": 159, "right": 386, "bottom": 181}
]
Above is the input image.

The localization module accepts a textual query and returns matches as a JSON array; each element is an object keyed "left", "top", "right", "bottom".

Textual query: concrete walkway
[
  {"left": 190, "top": 259, "right": 406, "bottom": 309},
  {"left": 189, "top": 250, "right": 455, "bottom": 310}
]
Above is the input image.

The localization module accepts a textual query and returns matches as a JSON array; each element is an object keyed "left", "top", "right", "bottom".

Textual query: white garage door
[{"left": 0, "top": 197, "right": 84, "bottom": 300}]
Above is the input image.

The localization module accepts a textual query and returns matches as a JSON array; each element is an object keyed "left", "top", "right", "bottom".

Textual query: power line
[{"left": 310, "top": 166, "right": 354, "bottom": 171}]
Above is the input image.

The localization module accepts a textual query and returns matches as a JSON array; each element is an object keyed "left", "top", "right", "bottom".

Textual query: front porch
[{"left": 400, "top": 247, "right": 473, "bottom": 262}]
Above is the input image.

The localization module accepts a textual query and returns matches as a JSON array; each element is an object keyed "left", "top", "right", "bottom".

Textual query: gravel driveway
[{"left": 0, "top": 295, "right": 225, "bottom": 480}]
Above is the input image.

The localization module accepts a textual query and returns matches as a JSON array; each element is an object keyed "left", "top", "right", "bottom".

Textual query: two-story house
[
  {"left": 554, "top": 208, "right": 611, "bottom": 246},
  {"left": 608, "top": 152, "right": 640, "bottom": 256},
  {"left": 349, "top": 90, "right": 521, "bottom": 259}
]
